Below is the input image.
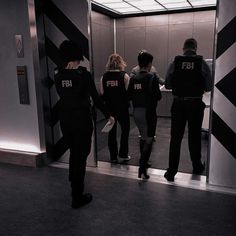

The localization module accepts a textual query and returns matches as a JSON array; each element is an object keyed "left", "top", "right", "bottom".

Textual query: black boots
[
  {"left": 139, "top": 140, "right": 151, "bottom": 168},
  {"left": 164, "top": 171, "right": 175, "bottom": 182},
  {"left": 71, "top": 181, "right": 93, "bottom": 209},
  {"left": 72, "top": 193, "right": 93, "bottom": 209},
  {"left": 138, "top": 140, "right": 153, "bottom": 180},
  {"left": 138, "top": 166, "right": 150, "bottom": 179},
  {"left": 192, "top": 161, "right": 205, "bottom": 175}
]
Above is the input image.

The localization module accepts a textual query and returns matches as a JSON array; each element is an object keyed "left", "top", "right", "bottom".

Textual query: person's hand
[{"left": 108, "top": 116, "right": 115, "bottom": 125}]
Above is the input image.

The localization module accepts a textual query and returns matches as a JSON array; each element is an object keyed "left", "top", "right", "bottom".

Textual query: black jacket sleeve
[
  {"left": 151, "top": 75, "right": 162, "bottom": 101},
  {"left": 127, "top": 77, "right": 134, "bottom": 101}
]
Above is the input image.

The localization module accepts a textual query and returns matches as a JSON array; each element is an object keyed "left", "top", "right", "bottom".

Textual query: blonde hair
[{"left": 106, "top": 54, "right": 127, "bottom": 71}]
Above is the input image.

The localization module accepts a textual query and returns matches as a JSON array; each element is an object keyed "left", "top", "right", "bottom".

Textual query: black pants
[
  {"left": 60, "top": 111, "right": 93, "bottom": 197},
  {"left": 167, "top": 99, "right": 205, "bottom": 176},
  {"left": 108, "top": 109, "right": 130, "bottom": 160}
]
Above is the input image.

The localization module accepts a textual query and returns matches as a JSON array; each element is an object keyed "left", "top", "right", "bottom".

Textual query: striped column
[{"left": 209, "top": 0, "right": 236, "bottom": 188}]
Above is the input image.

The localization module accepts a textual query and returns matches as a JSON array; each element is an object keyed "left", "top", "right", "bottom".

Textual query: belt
[{"left": 174, "top": 96, "right": 202, "bottom": 101}]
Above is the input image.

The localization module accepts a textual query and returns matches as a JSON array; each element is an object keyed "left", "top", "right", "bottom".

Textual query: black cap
[{"left": 59, "top": 40, "right": 84, "bottom": 63}]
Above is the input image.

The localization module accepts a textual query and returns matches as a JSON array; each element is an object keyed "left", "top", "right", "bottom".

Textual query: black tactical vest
[
  {"left": 131, "top": 72, "right": 156, "bottom": 108},
  {"left": 172, "top": 55, "right": 205, "bottom": 97},
  {"left": 102, "top": 71, "right": 129, "bottom": 111},
  {"left": 54, "top": 66, "right": 91, "bottom": 111}
]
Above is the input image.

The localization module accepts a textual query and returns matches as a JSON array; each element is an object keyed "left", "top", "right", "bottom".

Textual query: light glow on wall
[
  {"left": 92, "top": 0, "right": 216, "bottom": 14},
  {"left": 0, "top": 141, "right": 42, "bottom": 153}
]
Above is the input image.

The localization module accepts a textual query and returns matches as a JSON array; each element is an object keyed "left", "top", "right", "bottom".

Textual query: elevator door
[{"left": 41, "top": 0, "right": 96, "bottom": 166}]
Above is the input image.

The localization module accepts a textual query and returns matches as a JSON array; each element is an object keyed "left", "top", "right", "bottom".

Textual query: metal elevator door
[{"left": 41, "top": 0, "right": 96, "bottom": 167}]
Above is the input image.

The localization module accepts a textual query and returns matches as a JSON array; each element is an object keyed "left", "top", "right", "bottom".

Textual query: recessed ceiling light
[{"left": 92, "top": 0, "right": 216, "bottom": 15}]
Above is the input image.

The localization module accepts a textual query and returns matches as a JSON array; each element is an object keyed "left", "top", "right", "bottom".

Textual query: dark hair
[
  {"left": 59, "top": 40, "right": 84, "bottom": 63},
  {"left": 138, "top": 52, "right": 153, "bottom": 68},
  {"left": 138, "top": 49, "right": 147, "bottom": 56},
  {"left": 183, "top": 38, "right": 197, "bottom": 50}
]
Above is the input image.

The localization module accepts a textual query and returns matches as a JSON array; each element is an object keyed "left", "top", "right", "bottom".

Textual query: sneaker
[
  {"left": 118, "top": 155, "right": 131, "bottom": 162},
  {"left": 193, "top": 162, "right": 205, "bottom": 175},
  {"left": 164, "top": 172, "right": 174, "bottom": 182},
  {"left": 71, "top": 193, "right": 93, "bottom": 209}
]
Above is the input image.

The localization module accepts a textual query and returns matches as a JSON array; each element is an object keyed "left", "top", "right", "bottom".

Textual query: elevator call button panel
[{"left": 17, "top": 66, "right": 30, "bottom": 105}]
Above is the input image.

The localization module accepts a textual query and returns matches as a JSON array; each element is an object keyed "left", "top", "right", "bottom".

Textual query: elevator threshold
[{"left": 50, "top": 161, "right": 236, "bottom": 196}]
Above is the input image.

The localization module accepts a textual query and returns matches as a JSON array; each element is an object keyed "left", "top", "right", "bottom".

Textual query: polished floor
[
  {"left": 0, "top": 162, "right": 236, "bottom": 236},
  {"left": 97, "top": 117, "right": 208, "bottom": 174}
]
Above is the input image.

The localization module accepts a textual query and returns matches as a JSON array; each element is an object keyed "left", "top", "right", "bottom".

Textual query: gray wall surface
[
  {"left": 92, "top": 10, "right": 215, "bottom": 117},
  {"left": 0, "top": 0, "right": 45, "bottom": 153},
  {"left": 91, "top": 11, "right": 114, "bottom": 86},
  {"left": 116, "top": 10, "right": 216, "bottom": 78}
]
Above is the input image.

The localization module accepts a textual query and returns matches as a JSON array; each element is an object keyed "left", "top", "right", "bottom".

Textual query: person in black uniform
[
  {"left": 130, "top": 49, "right": 165, "bottom": 85},
  {"left": 100, "top": 54, "right": 131, "bottom": 163},
  {"left": 128, "top": 52, "right": 162, "bottom": 179},
  {"left": 164, "top": 38, "right": 212, "bottom": 182},
  {"left": 54, "top": 40, "right": 114, "bottom": 208},
  {"left": 131, "top": 50, "right": 165, "bottom": 145}
]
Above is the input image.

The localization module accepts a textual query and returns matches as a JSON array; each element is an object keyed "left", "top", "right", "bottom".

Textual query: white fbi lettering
[
  {"left": 134, "top": 84, "right": 142, "bottom": 90},
  {"left": 62, "top": 80, "right": 72, "bottom": 87},
  {"left": 182, "top": 62, "right": 194, "bottom": 70},
  {"left": 106, "top": 80, "right": 118, "bottom": 87}
]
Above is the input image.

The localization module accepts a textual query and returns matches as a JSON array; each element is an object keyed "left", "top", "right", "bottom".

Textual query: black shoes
[
  {"left": 164, "top": 162, "right": 205, "bottom": 183},
  {"left": 71, "top": 193, "right": 93, "bottom": 209},
  {"left": 192, "top": 162, "right": 205, "bottom": 175},
  {"left": 138, "top": 167, "right": 150, "bottom": 180},
  {"left": 164, "top": 172, "right": 175, "bottom": 182}
]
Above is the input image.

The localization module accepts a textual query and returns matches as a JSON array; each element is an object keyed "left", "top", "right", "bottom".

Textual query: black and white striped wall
[
  {"left": 209, "top": 0, "right": 236, "bottom": 188},
  {"left": 39, "top": 0, "right": 95, "bottom": 165}
]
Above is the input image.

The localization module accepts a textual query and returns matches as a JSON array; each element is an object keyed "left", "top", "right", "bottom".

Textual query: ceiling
[{"left": 91, "top": 0, "right": 217, "bottom": 15}]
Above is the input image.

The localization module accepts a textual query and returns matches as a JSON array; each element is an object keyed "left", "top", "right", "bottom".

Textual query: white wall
[{"left": 0, "top": 0, "right": 45, "bottom": 153}]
